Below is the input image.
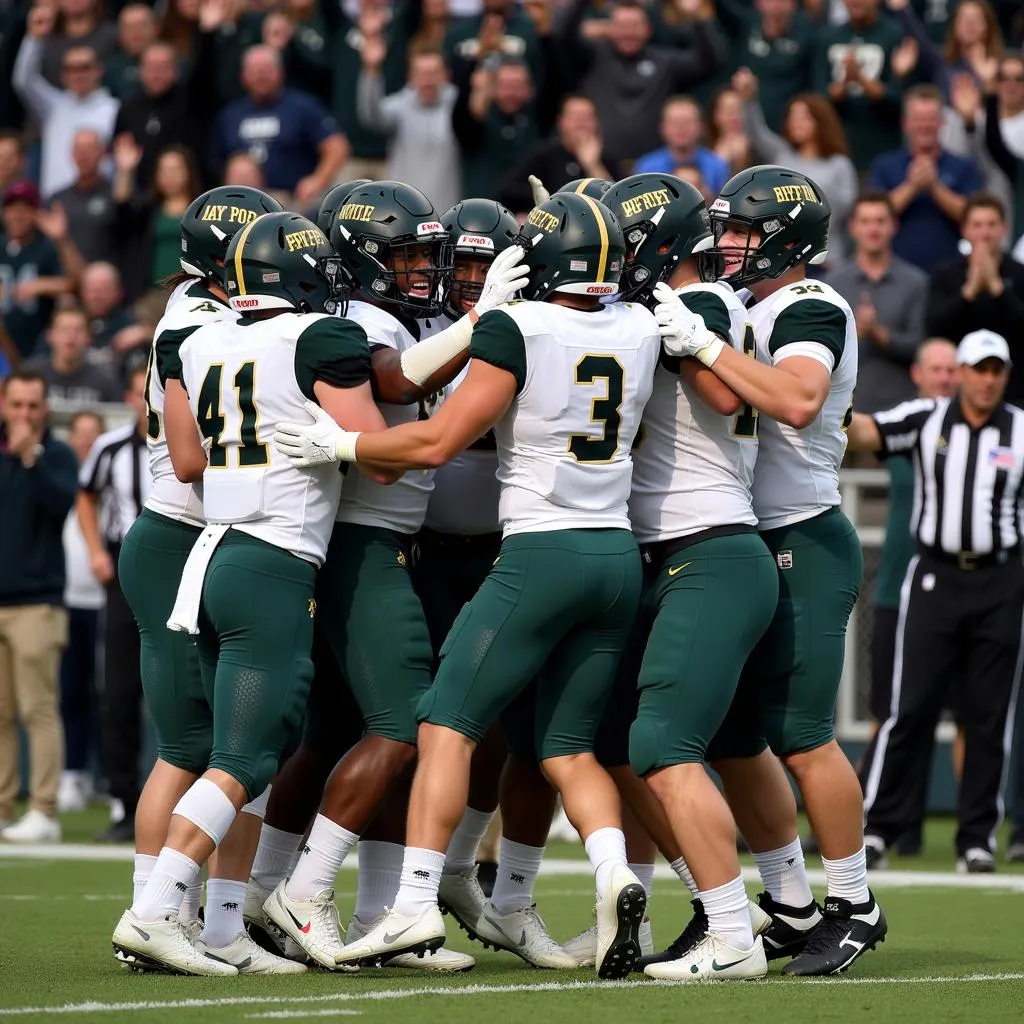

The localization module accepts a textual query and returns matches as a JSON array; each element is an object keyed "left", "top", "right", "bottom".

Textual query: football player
[
  {"left": 655, "top": 164, "right": 888, "bottom": 975},
  {"left": 276, "top": 191, "right": 661, "bottom": 980},
  {"left": 111, "top": 212, "right": 388, "bottom": 976}
]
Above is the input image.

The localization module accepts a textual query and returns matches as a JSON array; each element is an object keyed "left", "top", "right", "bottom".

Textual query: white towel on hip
[{"left": 166, "top": 523, "right": 231, "bottom": 634}]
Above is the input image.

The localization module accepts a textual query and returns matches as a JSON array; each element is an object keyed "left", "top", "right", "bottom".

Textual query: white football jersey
[
  {"left": 748, "top": 280, "right": 857, "bottom": 530},
  {"left": 144, "top": 279, "right": 237, "bottom": 527},
  {"left": 335, "top": 301, "right": 436, "bottom": 535},
  {"left": 178, "top": 312, "right": 370, "bottom": 566},
  {"left": 629, "top": 282, "right": 758, "bottom": 543},
  {"left": 471, "top": 300, "right": 660, "bottom": 536},
  {"left": 419, "top": 313, "right": 501, "bottom": 536}
]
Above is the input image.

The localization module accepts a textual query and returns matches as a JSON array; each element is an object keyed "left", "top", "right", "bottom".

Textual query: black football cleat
[
  {"left": 635, "top": 899, "right": 708, "bottom": 971},
  {"left": 783, "top": 891, "right": 887, "bottom": 976},
  {"left": 756, "top": 891, "right": 822, "bottom": 961}
]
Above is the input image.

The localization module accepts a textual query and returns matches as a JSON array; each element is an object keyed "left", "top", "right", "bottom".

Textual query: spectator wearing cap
[
  {"left": 633, "top": 96, "right": 730, "bottom": 196},
  {"left": 868, "top": 84, "right": 983, "bottom": 274},
  {"left": 50, "top": 129, "right": 118, "bottom": 267},
  {"left": 358, "top": 44, "right": 461, "bottom": 215},
  {"left": 22, "top": 307, "right": 121, "bottom": 408},
  {"left": 926, "top": 193, "right": 1024, "bottom": 402},
  {"left": 555, "top": 0, "right": 727, "bottom": 166},
  {"left": 14, "top": 6, "right": 119, "bottom": 200},
  {"left": 216, "top": 44, "right": 347, "bottom": 204},
  {"left": 103, "top": 4, "right": 158, "bottom": 101},
  {"left": 826, "top": 191, "right": 929, "bottom": 412},
  {"left": 0, "top": 180, "right": 82, "bottom": 360}
]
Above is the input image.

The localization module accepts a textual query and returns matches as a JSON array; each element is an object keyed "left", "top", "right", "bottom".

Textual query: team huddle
[{"left": 108, "top": 162, "right": 888, "bottom": 985}]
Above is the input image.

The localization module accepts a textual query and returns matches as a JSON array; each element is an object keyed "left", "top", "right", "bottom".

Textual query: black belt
[
  {"left": 641, "top": 524, "right": 757, "bottom": 565},
  {"left": 918, "top": 544, "right": 1020, "bottom": 571},
  {"left": 418, "top": 527, "right": 503, "bottom": 552}
]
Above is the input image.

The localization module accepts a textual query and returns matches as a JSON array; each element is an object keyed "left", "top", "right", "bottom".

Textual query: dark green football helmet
[
  {"left": 440, "top": 198, "right": 518, "bottom": 317},
  {"left": 514, "top": 192, "right": 624, "bottom": 301},
  {"left": 179, "top": 186, "right": 283, "bottom": 281},
  {"left": 316, "top": 179, "right": 373, "bottom": 236},
  {"left": 556, "top": 178, "right": 613, "bottom": 201},
  {"left": 329, "top": 180, "right": 453, "bottom": 318},
  {"left": 224, "top": 212, "right": 346, "bottom": 315},
  {"left": 602, "top": 173, "right": 713, "bottom": 304},
  {"left": 699, "top": 165, "right": 831, "bottom": 287}
]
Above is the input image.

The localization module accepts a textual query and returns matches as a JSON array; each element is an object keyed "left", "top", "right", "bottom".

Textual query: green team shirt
[
  {"left": 875, "top": 454, "right": 915, "bottom": 610},
  {"left": 0, "top": 232, "right": 64, "bottom": 358}
]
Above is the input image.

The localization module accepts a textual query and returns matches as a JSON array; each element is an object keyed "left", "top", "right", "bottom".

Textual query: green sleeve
[
  {"left": 768, "top": 298, "right": 847, "bottom": 363},
  {"left": 294, "top": 317, "right": 372, "bottom": 402},
  {"left": 679, "top": 290, "right": 732, "bottom": 342},
  {"left": 470, "top": 309, "right": 528, "bottom": 395},
  {"left": 154, "top": 325, "right": 197, "bottom": 384}
]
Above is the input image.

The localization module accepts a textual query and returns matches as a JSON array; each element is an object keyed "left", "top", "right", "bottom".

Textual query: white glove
[
  {"left": 274, "top": 400, "right": 361, "bottom": 467},
  {"left": 473, "top": 244, "right": 530, "bottom": 316},
  {"left": 651, "top": 281, "right": 724, "bottom": 366},
  {"left": 528, "top": 174, "right": 550, "bottom": 205}
]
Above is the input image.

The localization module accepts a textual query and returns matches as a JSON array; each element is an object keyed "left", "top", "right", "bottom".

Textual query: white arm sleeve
[{"left": 399, "top": 314, "right": 475, "bottom": 387}]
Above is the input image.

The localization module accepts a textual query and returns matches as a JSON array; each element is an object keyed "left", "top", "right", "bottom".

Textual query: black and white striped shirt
[
  {"left": 873, "top": 397, "right": 1024, "bottom": 555},
  {"left": 79, "top": 423, "right": 152, "bottom": 547}
]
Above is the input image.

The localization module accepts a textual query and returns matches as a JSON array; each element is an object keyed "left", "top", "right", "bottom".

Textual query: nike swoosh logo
[
  {"left": 382, "top": 922, "right": 418, "bottom": 944},
  {"left": 712, "top": 954, "right": 749, "bottom": 971},
  {"left": 283, "top": 902, "right": 312, "bottom": 936},
  {"left": 668, "top": 561, "right": 692, "bottom": 577},
  {"left": 839, "top": 930, "right": 864, "bottom": 953},
  {"left": 856, "top": 903, "right": 882, "bottom": 927},
  {"left": 131, "top": 924, "right": 151, "bottom": 942}
]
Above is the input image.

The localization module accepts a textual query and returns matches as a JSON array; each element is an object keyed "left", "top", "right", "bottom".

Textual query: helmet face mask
[{"left": 449, "top": 254, "right": 490, "bottom": 314}]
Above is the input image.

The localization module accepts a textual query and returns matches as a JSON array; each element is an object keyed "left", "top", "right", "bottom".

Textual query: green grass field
[{"left": 1, "top": 810, "right": 1023, "bottom": 1024}]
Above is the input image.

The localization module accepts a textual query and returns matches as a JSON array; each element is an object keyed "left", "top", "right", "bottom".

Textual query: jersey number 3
[
  {"left": 197, "top": 361, "right": 269, "bottom": 468},
  {"left": 568, "top": 355, "right": 624, "bottom": 464}
]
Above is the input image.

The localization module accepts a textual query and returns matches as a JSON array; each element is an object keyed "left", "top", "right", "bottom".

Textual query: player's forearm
[
  {"left": 846, "top": 412, "right": 883, "bottom": 452},
  {"left": 709, "top": 345, "right": 824, "bottom": 429},
  {"left": 354, "top": 418, "right": 453, "bottom": 470},
  {"left": 75, "top": 491, "right": 106, "bottom": 558}
]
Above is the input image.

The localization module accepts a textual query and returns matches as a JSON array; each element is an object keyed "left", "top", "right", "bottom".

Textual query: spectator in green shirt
[{"left": 103, "top": 4, "right": 158, "bottom": 101}]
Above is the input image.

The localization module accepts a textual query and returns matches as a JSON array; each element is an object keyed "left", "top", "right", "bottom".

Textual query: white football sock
[
  {"left": 131, "top": 847, "right": 200, "bottom": 922},
  {"left": 354, "top": 841, "right": 403, "bottom": 923},
  {"left": 132, "top": 853, "right": 157, "bottom": 903},
  {"left": 250, "top": 824, "right": 302, "bottom": 891},
  {"left": 669, "top": 856, "right": 699, "bottom": 899},
  {"left": 753, "top": 838, "right": 814, "bottom": 907},
  {"left": 392, "top": 846, "right": 446, "bottom": 917},
  {"left": 444, "top": 806, "right": 495, "bottom": 874},
  {"left": 201, "top": 878, "right": 247, "bottom": 947},
  {"left": 628, "top": 862, "right": 655, "bottom": 901},
  {"left": 584, "top": 826, "right": 627, "bottom": 893},
  {"left": 490, "top": 839, "right": 544, "bottom": 915},
  {"left": 822, "top": 847, "right": 870, "bottom": 905},
  {"left": 179, "top": 879, "right": 203, "bottom": 924},
  {"left": 285, "top": 815, "right": 359, "bottom": 901},
  {"left": 700, "top": 874, "right": 753, "bottom": 950}
]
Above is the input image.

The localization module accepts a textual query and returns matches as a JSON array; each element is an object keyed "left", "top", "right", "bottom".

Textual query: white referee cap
[{"left": 957, "top": 329, "right": 1012, "bottom": 366}]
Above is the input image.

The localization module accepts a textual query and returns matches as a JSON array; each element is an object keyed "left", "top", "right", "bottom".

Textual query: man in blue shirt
[
  {"left": 868, "top": 84, "right": 982, "bottom": 275},
  {"left": 633, "top": 96, "right": 730, "bottom": 196},
  {"left": 216, "top": 45, "right": 347, "bottom": 205}
]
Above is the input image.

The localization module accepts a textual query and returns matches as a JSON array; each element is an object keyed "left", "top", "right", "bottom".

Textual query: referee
[
  {"left": 76, "top": 365, "right": 151, "bottom": 843},
  {"left": 847, "top": 329, "right": 1024, "bottom": 873}
]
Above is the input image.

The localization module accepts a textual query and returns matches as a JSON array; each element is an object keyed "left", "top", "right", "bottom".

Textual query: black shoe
[
  {"left": 957, "top": 848, "right": 996, "bottom": 873},
  {"left": 894, "top": 830, "right": 922, "bottom": 857},
  {"left": 95, "top": 818, "right": 135, "bottom": 844},
  {"left": 475, "top": 860, "right": 497, "bottom": 899},
  {"left": 755, "top": 891, "right": 822, "bottom": 961},
  {"left": 864, "top": 839, "right": 888, "bottom": 870},
  {"left": 782, "top": 891, "right": 887, "bottom": 976},
  {"left": 635, "top": 899, "right": 708, "bottom": 971}
]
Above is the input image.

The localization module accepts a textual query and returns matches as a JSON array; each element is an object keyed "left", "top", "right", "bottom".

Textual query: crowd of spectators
[{"left": 0, "top": 0, "right": 1023, "bottom": 844}]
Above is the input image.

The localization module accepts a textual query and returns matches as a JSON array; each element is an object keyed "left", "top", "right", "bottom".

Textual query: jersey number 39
[{"left": 196, "top": 361, "right": 269, "bottom": 468}]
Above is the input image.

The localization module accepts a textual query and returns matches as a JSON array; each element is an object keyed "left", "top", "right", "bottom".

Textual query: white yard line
[
  {"left": 2, "top": 843, "right": 1024, "bottom": 892},
  {"left": 2, "top": 974, "right": 1024, "bottom": 1017}
]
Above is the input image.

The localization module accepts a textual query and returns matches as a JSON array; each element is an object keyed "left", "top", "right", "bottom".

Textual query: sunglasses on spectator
[{"left": 64, "top": 61, "right": 96, "bottom": 72}]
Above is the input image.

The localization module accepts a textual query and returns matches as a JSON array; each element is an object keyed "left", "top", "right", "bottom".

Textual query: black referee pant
[
  {"left": 102, "top": 543, "right": 143, "bottom": 821},
  {"left": 863, "top": 549, "right": 1024, "bottom": 856}
]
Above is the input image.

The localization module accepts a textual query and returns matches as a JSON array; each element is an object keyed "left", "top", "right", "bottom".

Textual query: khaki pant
[{"left": 0, "top": 604, "right": 67, "bottom": 819}]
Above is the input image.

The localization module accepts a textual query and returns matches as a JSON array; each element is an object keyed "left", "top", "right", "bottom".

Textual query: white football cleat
[
  {"left": 263, "top": 882, "right": 345, "bottom": 970},
  {"left": 244, "top": 879, "right": 308, "bottom": 963},
  {"left": 347, "top": 914, "right": 475, "bottom": 972},
  {"left": 749, "top": 899, "right": 772, "bottom": 936},
  {"left": 198, "top": 930, "right": 308, "bottom": 974},
  {"left": 1, "top": 809, "right": 60, "bottom": 843},
  {"left": 595, "top": 865, "right": 647, "bottom": 980},
  {"left": 474, "top": 903, "right": 578, "bottom": 969},
  {"left": 643, "top": 932, "right": 768, "bottom": 981},
  {"left": 563, "top": 916, "right": 653, "bottom": 968},
  {"left": 335, "top": 905, "right": 445, "bottom": 968},
  {"left": 112, "top": 908, "right": 238, "bottom": 976},
  {"left": 438, "top": 866, "right": 488, "bottom": 936}
]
